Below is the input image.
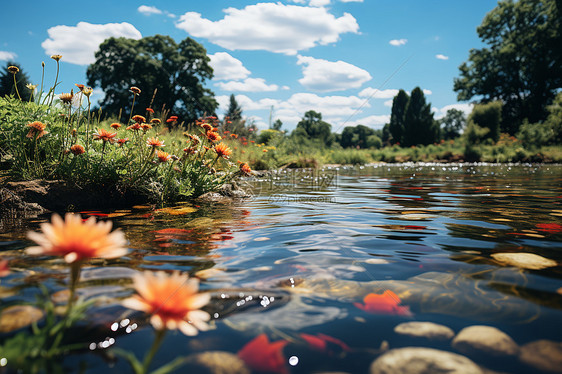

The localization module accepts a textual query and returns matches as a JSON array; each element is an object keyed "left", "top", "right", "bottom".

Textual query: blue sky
[{"left": 0, "top": 0, "right": 497, "bottom": 132}]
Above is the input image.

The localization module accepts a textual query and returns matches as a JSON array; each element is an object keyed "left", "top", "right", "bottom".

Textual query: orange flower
[
  {"left": 26, "top": 213, "right": 127, "bottom": 264},
  {"left": 146, "top": 137, "right": 165, "bottom": 148},
  {"left": 230, "top": 133, "right": 238, "bottom": 138},
  {"left": 117, "top": 138, "right": 130, "bottom": 146},
  {"left": 156, "top": 150, "right": 171, "bottom": 163},
  {"left": 51, "top": 54, "right": 62, "bottom": 62},
  {"left": 214, "top": 142, "right": 232, "bottom": 158},
  {"left": 132, "top": 115, "right": 146, "bottom": 124},
  {"left": 130, "top": 86, "right": 141, "bottom": 95},
  {"left": 122, "top": 271, "right": 210, "bottom": 336},
  {"left": 8, "top": 66, "right": 19, "bottom": 74},
  {"left": 201, "top": 123, "right": 212, "bottom": 132},
  {"left": 141, "top": 123, "right": 152, "bottom": 132},
  {"left": 59, "top": 92, "right": 73, "bottom": 104},
  {"left": 240, "top": 162, "right": 252, "bottom": 175},
  {"left": 93, "top": 128, "right": 117, "bottom": 143},
  {"left": 187, "top": 134, "right": 201, "bottom": 145},
  {"left": 150, "top": 118, "right": 161, "bottom": 124},
  {"left": 354, "top": 290, "right": 412, "bottom": 316},
  {"left": 26, "top": 121, "right": 48, "bottom": 139},
  {"left": 126, "top": 123, "right": 141, "bottom": 131},
  {"left": 75, "top": 83, "right": 85, "bottom": 92},
  {"left": 262, "top": 149, "right": 268, "bottom": 153},
  {"left": 206, "top": 131, "right": 222, "bottom": 143},
  {"left": 238, "top": 334, "right": 289, "bottom": 374},
  {"left": 146, "top": 108, "right": 154, "bottom": 114},
  {"left": 70, "top": 144, "right": 85, "bottom": 155},
  {"left": 110, "top": 123, "right": 122, "bottom": 129}
]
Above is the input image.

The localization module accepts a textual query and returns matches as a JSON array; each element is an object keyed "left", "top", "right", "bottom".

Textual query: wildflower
[
  {"left": 188, "top": 134, "right": 201, "bottom": 145},
  {"left": 130, "top": 86, "right": 141, "bottom": 95},
  {"left": 26, "top": 121, "right": 48, "bottom": 139},
  {"left": 26, "top": 213, "right": 127, "bottom": 264},
  {"left": 110, "top": 123, "right": 122, "bottom": 129},
  {"left": 51, "top": 54, "right": 62, "bottom": 62},
  {"left": 240, "top": 162, "right": 252, "bottom": 175},
  {"left": 150, "top": 118, "right": 161, "bottom": 124},
  {"left": 71, "top": 128, "right": 77, "bottom": 137},
  {"left": 214, "top": 142, "right": 232, "bottom": 159},
  {"left": 117, "top": 138, "right": 129, "bottom": 146},
  {"left": 75, "top": 83, "right": 85, "bottom": 92},
  {"left": 82, "top": 87, "right": 93, "bottom": 97},
  {"left": 156, "top": 150, "right": 171, "bottom": 163},
  {"left": 70, "top": 144, "right": 85, "bottom": 155},
  {"left": 93, "top": 128, "right": 117, "bottom": 143},
  {"left": 8, "top": 66, "right": 19, "bottom": 74},
  {"left": 26, "top": 83, "right": 37, "bottom": 91},
  {"left": 146, "top": 137, "right": 164, "bottom": 148},
  {"left": 230, "top": 133, "right": 238, "bottom": 139},
  {"left": 201, "top": 123, "right": 213, "bottom": 132},
  {"left": 183, "top": 147, "right": 197, "bottom": 155},
  {"left": 132, "top": 115, "right": 146, "bottom": 124},
  {"left": 59, "top": 91, "right": 74, "bottom": 104},
  {"left": 146, "top": 108, "right": 154, "bottom": 114},
  {"left": 126, "top": 123, "right": 141, "bottom": 131},
  {"left": 141, "top": 123, "right": 152, "bottom": 132},
  {"left": 122, "top": 271, "right": 210, "bottom": 336},
  {"left": 262, "top": 149, "right": 268, "bottom": 153},
  {"left": 206, "top": 131, "right": 221, "bottom": 143}
]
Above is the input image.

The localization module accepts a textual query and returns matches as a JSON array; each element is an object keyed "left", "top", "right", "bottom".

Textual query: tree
[
  {"left": 468, "top": 101, "right": 502, "bottom": 143},
  {"left": 339, "top": 124, "right": 377, "bottom": 148},
  {"left": 87, "top": 35, "right": 217, "bottom": 124},
  {"left": 440, "top": 109, "right": 466, "bottom": 140},
  {"left": 388, "top": 89, "right": 409, "bottom": 144},
  {"left": 453, "top": 0, "right": 562, "bottom": 134},
  {"left": 403, "top": 87, "right": 437, "bottom": 146},
  {"left": 293, "top": 110, "right": 335, "bottom": 147},
  {"left": 272, "top": 119, "right": 283, "bottom": 131},
  {"left": 0, "top": 62, "right": 33, "bottom": 101},
  {"left": 225, "top": 94, "right": 242, "bottom": 122}
]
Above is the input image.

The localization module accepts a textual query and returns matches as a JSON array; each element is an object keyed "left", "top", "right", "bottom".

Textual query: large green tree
[
  {"left": 293, "top": 110, "right": 335, "bottom": 146},
  {"left": 403, "top": 87, "right": 438, "bottom": 146},
  {"left": 454, "top": 0, "right": 562, "bottom": 133},
  {"left": 388, "top": 89, "right": 409, "bottom": 145},
  {"left": 0, "top": 62, "right": 33, "bottom": 101},
  {"left": 339, "top": 124, "right": 378, "bottom": 148},
  {"left": 87, "top": 34, "right": 217, "bottom": 123},
  {"left": 440, "top": 108, "right": 466, "bottom": 140}
]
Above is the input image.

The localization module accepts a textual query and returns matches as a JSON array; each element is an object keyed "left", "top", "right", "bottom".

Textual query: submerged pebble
[
  {"left": 0, "top": 305, "right": 44, "bottom": 333},
  {"left": 519, "top": 340, "right": 562, "bottom": 373},
  {"left": 394, "top": 321, "right": 455, "bottom": 341},
  {"left": 452, "top": 325, "right": 518, "bottom": 357},
  {"left": 370, "top": 347, "right": 483, "bottom": 374},
  {"left": 184, "top": 351, "right": 250, "bottom": 374},
  {"left": 490, "top": 252, "right": 557, "bottom": 270}
]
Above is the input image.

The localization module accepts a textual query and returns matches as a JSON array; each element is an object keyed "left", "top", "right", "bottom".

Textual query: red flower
[
  {"left": 354, "top": 290, "right": 412, "bottom": 316},
  {"left": 238, "top": 334, "right": 289, "bottom": 374},
  {"left": 146, "top": 108, "right": 154, "bottom": 114}
]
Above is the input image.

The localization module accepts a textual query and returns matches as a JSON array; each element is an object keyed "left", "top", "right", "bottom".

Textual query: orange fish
[
  {"left": 354, "top": 290, "right": 412, "bottom": 316},
  {"left": 238, "top": 334, "right": 289, "bottom": 374}
]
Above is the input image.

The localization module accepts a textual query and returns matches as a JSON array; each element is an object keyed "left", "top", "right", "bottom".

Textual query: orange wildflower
[
  {"left": 141, "top": 123, "right": 152, "bottom": 132},
  {"left": 26, "top": 213, "right": 127, "bottom": 264},
  {"left": 117, "top": 138, "right": 130, "bottom": 146},
  {"left": 59, "top": 92, "right": 73, "bottom": 104},
  {"left": 110, "top": 122, "right": 122, "bottom": 129},
  {"left": 93, "top": 128, "right": 117, "bottom": 143},
  {"left": 51, "top": 54, "right": 62, "bottom": 62},
  {"left": 132, "top": 115, "right": 146, "bottom": 124},
  {"left": 26, "top": 121, "right": 48, "bottom": 139},
  {"left": 206, "top": 131, "right": 221, "bottom": 143},
  {"left": 126, "top": 123, "right": 141, "bottom": 131},
  {"left": 146, "top": 137, "right": 165, "bottom": 148},
  {"left": 201, "top": 123, "right": 212, "bottom": 132},
  {"left": 214, "top": 142, "right": 232, "bottom": 158},
  {"left": 122, "top": 271, "right": 210, "bottom": 336},
  {"left": 146, "top": 108, "right": 154, "bottom": 114},
  {"left": 354, "top": 290, "right": 412, "bottom": 316},
  {"left": 8, "top": 66, "right": 19, "bottom": 74},
  {"left": 75, "top": 83, "right": 85, "bottom": 92},
  {"left": 240, "top": 162, "right": 252, "bottom": 175},
  {"left": 130, "top": 86, "right": 141, "bottom": 95},
  {"left": 156, "top": 150, "right": 171, "bottom": 163},
  {"left": 70, "top": 144, "right": 85, "bottom": 155},
  {"left": 150, "top": 118, "right": 161, "bottom": 124}
]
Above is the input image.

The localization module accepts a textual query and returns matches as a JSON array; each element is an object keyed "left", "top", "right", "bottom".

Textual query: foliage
[
  {"left": 0, "top": 62, "right": 34, "bottom": 101},
  {"left": 403, "top": 87, "right": 438, "bottom": 146},
  {"left": 271, "top": 119, "right": 283, "bottom": 131},
  {"left": 453, "top": 0, "right": 562, "bottom": 133},
  {"left": 225, "top": 94, "right": 243, "bottom": 123},
  {"left": 517, "top": 91, "right": 562, "bottom": 148},
  {"left": 86, "top": 35, "right": 217, "bottom": 124},
  {"left": 257, "top": 129, "right": 283, "bottom": 145},
  {"left": 440, "top": 109, "right": 466, "bottom": 140},
  {"left": 468, "top": 101, "right": 502, "bottom": 143},
  {"left": 292, "top": 110, "right": 335, "bottom": 147},
  {"left": 388, "top": 89, "right": 409, "bottom": 144},
  {"left": 339, "top": 124, "right": 380, "bottom": 149}
]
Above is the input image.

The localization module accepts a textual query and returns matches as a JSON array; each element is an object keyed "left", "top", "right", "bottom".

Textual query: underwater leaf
[
  {"left": 238, "top": 334, "right": 289, "bottom": 374},
  {"left": 354, "top": 290, "right": 412, "bottom": 316},
  {"left": 300, "top": 333, "right": 351, "bottom": 355}
]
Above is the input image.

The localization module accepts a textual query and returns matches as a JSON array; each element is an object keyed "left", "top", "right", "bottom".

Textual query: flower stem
[
  {"left": 48, "top": 61, "right": 60, "bottom": 107},
  {"left": 67, "top": 261, "right": 82, "bottom": 316},
  {"left": 12, "top": 74, "right": 21, "bottom": 100},
  {"left": 142, "top": 329, "right": 166, "bottom": 373}
]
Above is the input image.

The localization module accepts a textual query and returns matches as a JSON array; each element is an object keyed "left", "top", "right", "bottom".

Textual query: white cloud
[
  {"left": 384, "top": 99, "right": 393, "bottom": 107},
  {"left": 347, "top": 114, "right": 390, "bottom": 128},
  {"left": 423, "top": 89, "right": 432, "bottom": 95},
  {"left": 41, "top": 22, "right": 142, "bottom": 65},
  {"left": 310, "top": 0, "right": 331, "bottom": 6},
  {"left": 216, "top": 78, "right": 279, "bottom": 92},
  {"left": 209, "top": 52, "right": 251, "bottom": 81},
  {"left": 435, "top": 54, "right": 449, "bottom": 60},
  {"left": 0, "top": 51, "right": 17, "bottom": 61},
  {"left": 340, "top": 0, "right": 363, "bottom": 2},
  {"left": 138, "top": 5, "right": 162, "bottom": 15},
  {"left": 433, "top": 103, "right": 474, "bottom": 119},
  {"left": 297, "top": 55, "right": 371, "bottom": 92},
  {"left": 358, "top": 88, "right": 399, "bottom": 99},
  {"left": 175, "top": 3, "right": 359, "bottom": 55},
  {"left": 389, "top": 39, "right": 407, "bottom": 46}
]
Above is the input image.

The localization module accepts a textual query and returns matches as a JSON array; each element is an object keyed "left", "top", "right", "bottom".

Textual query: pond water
[{"left": 1, "top": 163, "right": 561, "bottom": 373}]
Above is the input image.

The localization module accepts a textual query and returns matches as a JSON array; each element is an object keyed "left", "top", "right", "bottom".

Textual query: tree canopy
[
  {"left": 0, "top": 62, "right": 33, "bottom": 101},
  {"left": 388, "top": 89, "right": 409, "bottom": 145},
  {"left": 292, "top": 110, "right": 335, "bottom": 146},
  {"left": 453, "top": 0, "right": 562, "bottom": 133},
  {"left": 440, "top": 109, "right": 466, "bottom": 140},
  {"left": 339, "top": 124, "right": 381, "bottom": 148},
  {"left": 86, "top": 34, "right": 217, "bottom": 123}
]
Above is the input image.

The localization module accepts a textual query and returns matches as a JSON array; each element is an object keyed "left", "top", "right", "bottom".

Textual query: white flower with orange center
[
  {"left": 122, "top": 271, "right": 211, "bottom": 336},
  {"left": 26, "top": 213, "right": 128, "bottom": 263}
]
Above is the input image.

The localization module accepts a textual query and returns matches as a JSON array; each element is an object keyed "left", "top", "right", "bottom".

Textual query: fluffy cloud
[
  {"left": 138, "top": 5, "right": 162, "bottom": 15},
  {"left": 435, "top": 54, "right": 449, "bottom": 60},
  {"left": 433, "top": 103, "right": 474, "bottom": 119},
  {"left": 0, "top": 51, "right": 17, "bottom": 61},
  {"left": 423, "top": 89, "right": 432, "bottom": 95},
  {"left": 340, "top": 0, "right": 364, "bottom": 2},
  {"left": 389, "top": 39, "right": 407, "bottom": 46},
  {"left": 216, "top": 78, "right": 279, "bottom": 92},
  {"left": 297, "top": 55, "right": 371, "bottom": 92},
  {"left": 209, "top": 52, "right": 251, "bottom": 81},
  {"left": 358, "top": 88, "right": 399, "bottom": 99},
  {"left": 175, "top": 3, "right": 359, "bottom": 55},
  {"left": 346, "top": 114, "right": 390, "bottom": 128},
  {"left": 41, "top": 22, "right": 142, "bottom": 65}
]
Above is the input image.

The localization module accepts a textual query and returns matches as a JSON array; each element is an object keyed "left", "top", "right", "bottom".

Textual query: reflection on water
[{"left": 1, "top": 163, "right": 561, "bottom": 373}]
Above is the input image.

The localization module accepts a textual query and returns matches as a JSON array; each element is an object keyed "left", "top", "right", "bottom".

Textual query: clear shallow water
[{"left": 1, "top": 163, "right": 561, "bottom": 373}]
